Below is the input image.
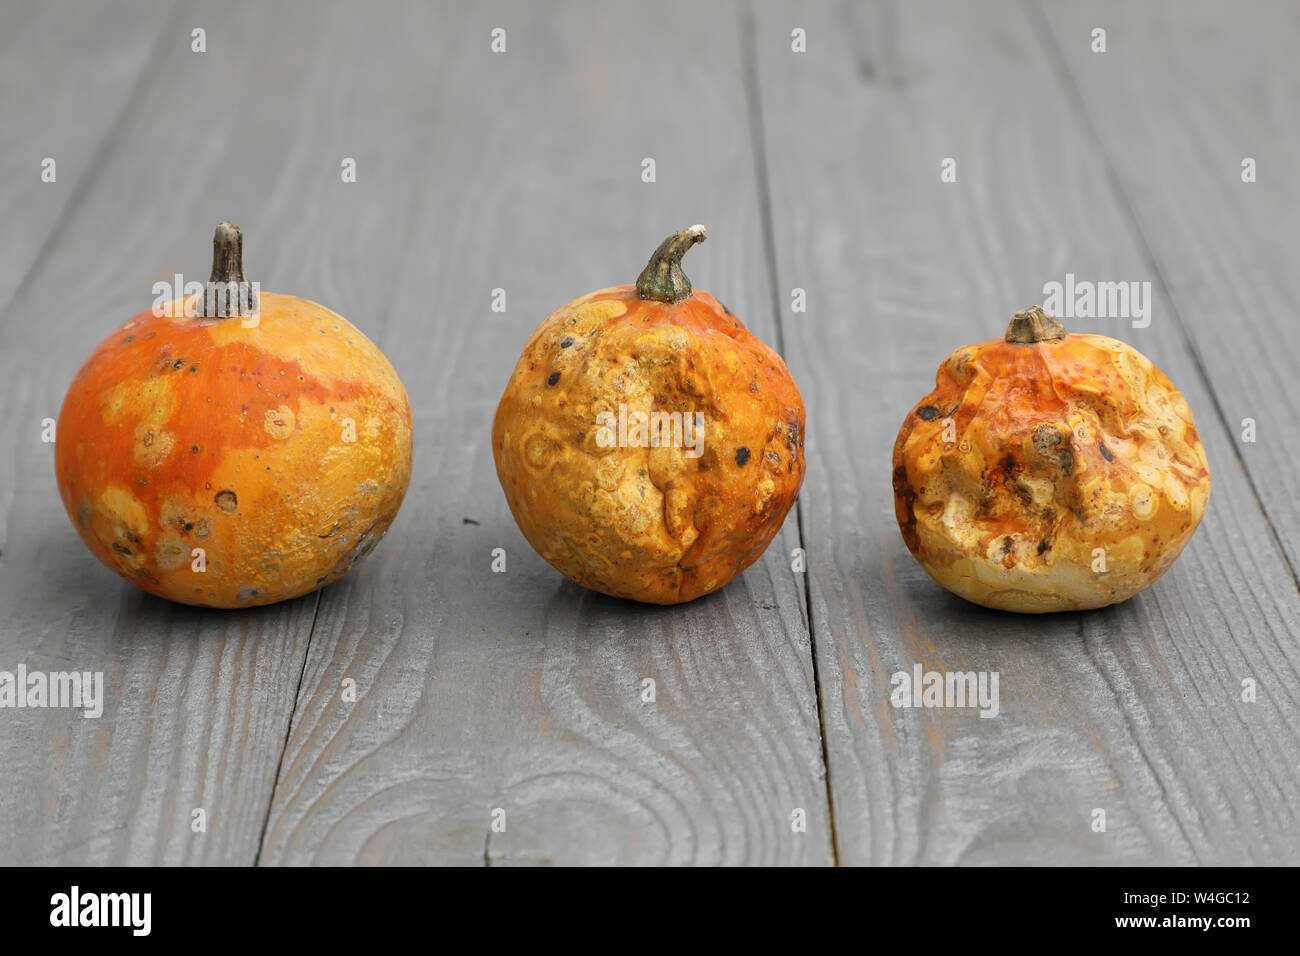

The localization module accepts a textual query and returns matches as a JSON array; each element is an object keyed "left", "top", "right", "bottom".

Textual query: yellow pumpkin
[
  {"left": 893, "top": 306, "right": 1210, "bottom": 612},
  {"left": 493, "top": 226, "right": 805, "bottom": 604}
]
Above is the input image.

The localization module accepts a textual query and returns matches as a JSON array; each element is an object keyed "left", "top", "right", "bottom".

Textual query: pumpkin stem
[
  {"left": 201, "top": 221, "right": 257, "bottom": 318},
  {"left": 1005, "top": 305, "right": 1067, "bottom": 344},
  {"left": 635, "top": 225, "right": 707, "bottom": 304}
]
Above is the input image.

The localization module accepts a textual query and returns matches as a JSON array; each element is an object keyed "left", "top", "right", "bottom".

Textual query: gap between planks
[
  {"left": 740, "top": 0, "right": 841, "bottom": 866},
  {"left": 1024, "top": 0, "right": 1300, "bottom": 601},
  {"left": 254, "top": 589, "right": 323, "bottom": 865}
]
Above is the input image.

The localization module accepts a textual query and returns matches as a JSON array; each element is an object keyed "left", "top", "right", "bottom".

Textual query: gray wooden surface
[{"left": 0, "top": 0, "right": 1295, "bottom": 865}]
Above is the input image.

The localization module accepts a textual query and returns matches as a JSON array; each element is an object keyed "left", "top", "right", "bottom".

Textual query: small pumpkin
[
  {"left": 55, "top": 222, "right": 413, "bottom": 607},
  {"left": 492, "top": 225, "right": 805, "bottom": 604},
  {"left": 892, "top": 306, "right": 1210, "bottom": 613}
]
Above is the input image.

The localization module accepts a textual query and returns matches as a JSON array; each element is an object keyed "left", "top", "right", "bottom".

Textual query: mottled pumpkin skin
[
  {"left": 493, "top": 285, "right": 805, "bottom": 604},
  {"left": 55, "top": 292, "right": 412, "bottom": 607},
  {"left": 893, "top": 333, "right": 1210, "bottom": 612}
]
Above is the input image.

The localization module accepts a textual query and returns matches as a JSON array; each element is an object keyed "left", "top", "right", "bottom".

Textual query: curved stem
[
  {"left": 1005, "top": 305, "right": 1067, "bottom": 344},
  {"left": 635, "top": 225, "right": 707, "bottom": 303}
]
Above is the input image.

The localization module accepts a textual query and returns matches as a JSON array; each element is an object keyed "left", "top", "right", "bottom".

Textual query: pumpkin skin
[
  {"left": 55, "top": 227, "right": 412, "bottom": 608},
  {"left": 492, "top": 227, "right": 805, "bottom": 604},
  {"left": 892, "top": 307, "right": 1210, "bottom": 613}
]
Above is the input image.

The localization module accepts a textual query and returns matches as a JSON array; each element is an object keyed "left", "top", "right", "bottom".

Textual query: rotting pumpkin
[
  {"left": 492, "top": 225, "right": 805, "bottom": 604},
  {"left": 892, "top": 306, "right": 1210, "bottom": 613},
  {"left": 54, "top": 222, "right": 413, "bottom": 607}
]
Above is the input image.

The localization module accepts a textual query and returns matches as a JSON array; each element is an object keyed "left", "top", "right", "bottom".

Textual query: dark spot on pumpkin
[
  {"left": 721, "top": 302, "right": 733, "bottom": 316},
  {"left": 893, "top": 467, "right": 919, "bottom": 551},
  {"left": 189, "top": 364, "right": 198, "bottom": 373},
  {"left": 215, "top": 490, "right": 238, "bottom": 513},
  {"left": 750, "top": 381, "right": 759, "bottom": 392},
  {"left": 1033, "top": 424, "right": 1061, "bottom": 455},
  {"left": 917, "top": 405, "right": 941, "bottom": 421},
  {"left": 112, "top": 542, "right": 132, "bottom": 556},
  {"left": 123, "top": 335, "right": 135, "bottom": 344},
  {"left": 1037, "top": 538, "right": 1051, "bottom": 555},
  {"left": 1033, "top": 423, "right": 1074, "bottom": 474},
  {"left": 191, "top": 445, "right": 199, "bottom": 453},
  {"left": 559, "top": 336, "right": 574, "bottom": 348},
  {"left": 547, "top": 372, "right": 560, "bottom": 386},
  {"left": 142, "top": 431, "right": 153, "bottom": 447},
  {"left": 172, "top": 359, "right": 185, "bottom": 370},
  {"left": 735, "top": 447, "right": 751, "bottom": 467},
  {"left": 1001, "top": 536, "right": 1013, "bottom": 555},
  {"left": 1099, "top": 442, "right": 1114, "bottom": 462},
  {"left": 316, "top": 576, "right": 326, "bottom": 585}
]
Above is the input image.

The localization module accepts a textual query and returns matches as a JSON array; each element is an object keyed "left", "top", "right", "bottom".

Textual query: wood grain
[
  {"left": 1, "top": 0, "right": 1295, "bottom": 867},
  {"left": 0, "top": 1, "right": 175, "bottom": 313},
  {"left": 257, "top": 0, "right": 832, "bottom": 866},
  {"left": 1034, "top": 0, "right": 1300, "bottom": 574},
  {"left": 751, "top": 0, "right": 1299, "bottom": 864},
  {"left": 0, "top": 0, "right": 466, "bottom": 864}
]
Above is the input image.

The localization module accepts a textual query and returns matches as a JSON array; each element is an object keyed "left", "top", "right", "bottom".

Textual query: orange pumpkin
[
  {"left": 493, "top": 225, "right": 805, "bottom": 604},
  {"left": 892, "top": 306, "right": 1211, "bottom": 612},
  {"left": 55, "top": 222, "right": 412, "bottom": 607}
]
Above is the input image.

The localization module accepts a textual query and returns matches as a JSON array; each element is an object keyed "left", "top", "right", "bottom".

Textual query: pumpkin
[
  {"left": 892, "top": 306, "right": 1210, "bottom": 612},
  {"left": 492, "top": 225, "right": 805, "bottom": 604},
  {"left": 54, "top": 222, "right": 413, "bottom": 607}
]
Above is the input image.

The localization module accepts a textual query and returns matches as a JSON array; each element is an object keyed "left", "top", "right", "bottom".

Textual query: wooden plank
[
  {"left": 0, "top": 0, "right": 456, "bottom": 864},
  {"left": 752, "top": 0, "right": 1300, "bottom": 863},
  {"left": 1034, "top": 1, "right": 1300, "bottom": 573},
  {"left": 258, "top": 0, "right": 832, "bottom": 865},
  {"left": 0, "top": 1, "right": 174, "bottom": 311}
]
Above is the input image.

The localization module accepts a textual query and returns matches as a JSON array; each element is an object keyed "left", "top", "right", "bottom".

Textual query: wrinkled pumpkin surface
[
  {"left": 493, "top": 227, "right": 805, "bottom": 604},
  {"left": 893, "top": 307, "right": 1210, "bottom": 612}
]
